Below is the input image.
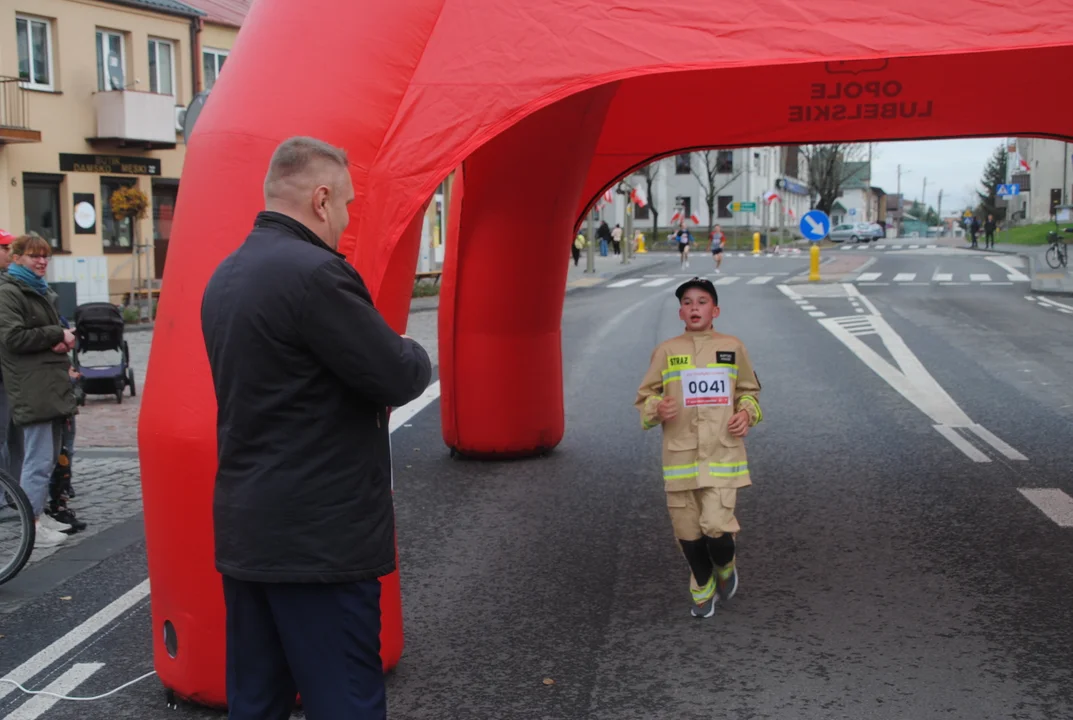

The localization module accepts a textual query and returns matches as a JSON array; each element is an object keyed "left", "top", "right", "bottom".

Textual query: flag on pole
[
  {"left": 763, "top": 190, "right": 780, "bottom": 204},
  {"left": 1015, "top": 152, "right": 1031, "bottom": 173},
  {"left": 669, "top": 210, "right": 683, "bottom": 225},
  {"left": 689, "top": 211, "right": 701, "bottom": 224},
  {"left": 630, "top": 186, "right": 647, "bottom": 208},
  {"left": 603, "top": 189, "right": 614, "bottom": 204}
]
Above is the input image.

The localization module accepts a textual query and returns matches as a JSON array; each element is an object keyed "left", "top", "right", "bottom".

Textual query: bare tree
[
  {"left": 636, "top": 161, "right": 661, "bottom": 242},
  {"left": 690, "top": 150, "right": 744, "bottom": 237},
  {"left": 801, "top": 144, "right": 870, "bottom": 215}
]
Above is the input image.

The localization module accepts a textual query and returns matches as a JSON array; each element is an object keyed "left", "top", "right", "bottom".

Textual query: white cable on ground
[{"left": 0, "top": 670, "right": 157, "bottom": 701}]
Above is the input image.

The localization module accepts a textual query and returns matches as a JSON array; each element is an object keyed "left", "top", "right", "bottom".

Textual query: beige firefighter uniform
[{"left": 634, "top": 329, "right": 762, "bottom": 541}]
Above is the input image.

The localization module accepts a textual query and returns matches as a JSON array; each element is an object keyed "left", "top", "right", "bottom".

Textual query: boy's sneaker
[
  {"left": 34, "top": 522, "right": 67, "bottom": 548},
  {"left": 690, "top": 575, "right": 718, "bottom": 619},
  {"left": 716, "top": 561, "right": 738, "bottom": 602},
  {"left": 39, "top": 513, "right": 72, "bottom": 534}
]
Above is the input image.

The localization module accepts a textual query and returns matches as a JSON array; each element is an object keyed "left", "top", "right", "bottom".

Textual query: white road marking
[
  {"left": 1040, "top": 297, "right": 1073, "bottom": 312},
  {"left": 390, "top": 381, "right": 442, "bottom": 432},
  {"left": 857, "top": 272, "right": 883, "bottom": 282},
  {"left": 934, "top": 425, "right": 990, "bottom": 463},
  {"left": 777, "top": 285, "right": 801, "bottom": 300},
  {"left": 933, "top": 272, "right": 953, "bottom": 282},
  {"left": 817, "top": 307, "right": 1026, "bottom": 463},
  {"left": 970, "top": 273, "right": 991, "bottom": 282},
  {"left": 800, "top": 305, "right": 817, "bottom": 311},
  {"left": 607, "top": 278, "right": 643, "bottom": 288},
  {"left": 1019, "top": 489, "right": 1073, "bottom": 527},
  {"left": 641, "top": 277, "right": 675, "bottom": 287},
  {"left": 809, "top": 311, "right": 827, "bottom": 317},
  {"left": 875, "top": 244, "right": 888, "bottom": 249},
  {"left": 855, "top": 308, "right": 866, "bottom": 313},
  {"left": 714, "top": 276, "right": 740, "bottom": 285},
  {"left": 893, "top": 273, "right": 916, "bottom": 282},
  {"left": 967, "top": 425, "right": 1028, "bottom": 461},
  {"left": 0, "top": 582, "right": 149, "bottom": 703},
  {"left": 908, "top": 244, "right": 920, "bottom": 249},
  {"left": 986, "top": 256, "right": 1031, "bottom": 281},
  {"left": 3, "top": 663, "right": 105, "bottom": 719},
  {"left": 747, "top": 276, "right": 774, "bottom": 285}
]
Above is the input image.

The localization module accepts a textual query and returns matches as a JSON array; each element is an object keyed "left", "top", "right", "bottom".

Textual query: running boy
[
  {"left": 634, "top": 277, "right": 762, "bottom": 618},
  {"left": 709, "top": 224, "right": 726, "bottom": 273}
]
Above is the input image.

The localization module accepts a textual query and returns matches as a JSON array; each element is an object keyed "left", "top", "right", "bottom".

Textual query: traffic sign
[
  {"left": 728, "top": 201, "right": 757, "bottom": 212},
  {"left": 799, "top": 210, "right": 831, "bottom": 242},
  {"left": 997, "top": 183, "right": 1020, "bottom": 197},
  {"left": 848, "top": 208, "right": 857, "bottom": 216}
]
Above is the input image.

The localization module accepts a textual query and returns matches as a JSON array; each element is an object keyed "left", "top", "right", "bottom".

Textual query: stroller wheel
[
  {"left": 128, "top": 370, "right": 137, "bottom": 397},
  {"left": 115, "top": 388, "right": 123, "bottom": 404}
]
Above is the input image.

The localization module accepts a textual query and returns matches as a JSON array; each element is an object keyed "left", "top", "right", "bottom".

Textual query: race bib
[{"left": 681, "top": 368, "right": 731, "bottom": 407}]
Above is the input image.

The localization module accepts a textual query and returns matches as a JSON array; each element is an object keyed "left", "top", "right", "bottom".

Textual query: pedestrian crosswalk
[
  {"left": 839, "top": 243, "right": 941, "bottom": 250},
  {"left": 603, "top": 270, "right": 1028, "bottom": 289}
]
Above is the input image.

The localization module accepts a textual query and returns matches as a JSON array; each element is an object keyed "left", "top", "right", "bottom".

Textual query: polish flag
[
  {"left": 787, "top": 206, "right": 796, "bottom": 219},
  {"left": 630, "top": 186, "right": 647, "bottom": 208},
  {"left": 763, "top": 190, "right": 780, "bottom": 204},
  {"left": 669, "top": 210, "right": 683, "bottom": 225},
  {"left": 603, "top": 189, "right": 614, "bottom": 204},
  {"left": 1016, "top": 153, "right": 1031, "bottom": 173},
  {"left": 690, "top": 211, "right": 701, "bottom": 224}
]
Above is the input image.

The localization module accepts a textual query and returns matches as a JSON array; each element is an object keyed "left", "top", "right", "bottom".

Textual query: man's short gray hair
[{"left": 264, "top": 136, "right": 349, "bottom": 196}]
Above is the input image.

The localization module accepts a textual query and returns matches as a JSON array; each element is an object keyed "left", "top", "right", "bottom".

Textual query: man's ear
[{"left": 312, "top": 185, "right": 330, "bottom": 220}]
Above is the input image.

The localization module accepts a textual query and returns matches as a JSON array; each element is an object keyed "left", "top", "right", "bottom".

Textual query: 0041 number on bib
[{"left": 680, "top": 368, "right": 731, "bottom": 407}]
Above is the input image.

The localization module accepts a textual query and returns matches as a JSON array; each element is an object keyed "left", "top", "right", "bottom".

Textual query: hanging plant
[{"left": 110, "top": 185, "right": 149, "bottom": 222}]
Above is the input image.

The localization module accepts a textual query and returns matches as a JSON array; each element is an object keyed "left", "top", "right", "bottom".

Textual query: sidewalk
[{"left": 938, "top": 235, "right": 1073, "bottom": 296}]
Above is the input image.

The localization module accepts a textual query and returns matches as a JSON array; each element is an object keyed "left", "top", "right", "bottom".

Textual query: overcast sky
[{"left": 870, "top": 138, "right": 1006, "bottom": 217}]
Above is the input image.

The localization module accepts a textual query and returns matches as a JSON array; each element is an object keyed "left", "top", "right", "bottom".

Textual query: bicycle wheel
[
  {"left": 1046, "top": 244, "right": 1063, "bottom": 269},
  {"left": 0, "top": 469, "right": 34, "bottom": 585}
]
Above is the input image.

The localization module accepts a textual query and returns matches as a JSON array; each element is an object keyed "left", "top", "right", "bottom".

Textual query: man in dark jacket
[
  {"left": 201, "top": 136, "right": 432, "bottom": 720},
  {"left": 0, "top": 233, "right": 77, "bottom": 549}
]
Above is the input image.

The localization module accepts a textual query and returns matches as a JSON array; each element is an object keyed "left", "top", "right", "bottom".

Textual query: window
[
  {"left": 716, "top": 151, "right": 734, "bottom": 174},
  {"left": 101, "top": 178, "right": 136, "bottom": 251},
  {"left": 203, "top": 48, "right": 228, "bottom": 90},
  {"left": 674, "top": 196, "right": 692, "bottom": 219},
  {"left": 97, "top": 30, "right": 126, "bottom": 91},
  {"left": 674, "top": 154, "right": 691, "bottom": 175},
  {"left": 718, "top": 195, "right": 733, "bottom": 219},
  {"left": 17, "top": 15, "right": 54, "bottom": 90},
  {"left": 23, "top": 175, "right": 63, "bottom": 250},
  {"left": 634, "top": 203, "right": 649, "bottom": 220},
  {"left": 148, "top": 39, "right": 175, "bottom": 95}
]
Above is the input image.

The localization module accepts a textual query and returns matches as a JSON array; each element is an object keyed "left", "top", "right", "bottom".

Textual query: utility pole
[
  {"left": 922, "top": 177, "right": 927, "bottom": 208},
  {"left": 585, "top": 207, "right": 596, "bottom": 273},
  {"left": 896, "top": 164, "right": 901, "bottom": 237},
  {"left": 937, "top": 189, "right": 943, "bottom": 233},
  {"left": 866, "top": 142, "right": 873, "bottom": 222}
]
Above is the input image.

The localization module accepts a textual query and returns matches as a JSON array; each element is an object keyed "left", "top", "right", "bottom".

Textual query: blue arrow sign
[
  {"left": 800, "top": 210, "right": 831, "bottom": 241},
  {"left": 997, "top": 183, "right": 1020, "bottom": 196}
]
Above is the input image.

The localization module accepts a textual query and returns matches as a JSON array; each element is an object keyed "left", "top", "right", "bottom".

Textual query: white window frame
[
  {"left": 148, "top": 38, "right": 176, "bottom": 96},
  {"left": 97, "top": 29, "right": 127, "bottom": 92},
  {"left": 202, "top": 47, "right": 229, "bottom": 90},
  {"left": 16, "top": 14, "right": 55, "bottom": 91}
]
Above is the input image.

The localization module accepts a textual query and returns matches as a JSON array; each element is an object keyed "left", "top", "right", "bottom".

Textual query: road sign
[
  {"left": 728, "top": 201, "right": 757, "bottom": 212},
  {"left": 800, "top": 210, "right": 831, "bottom": 242},
  {"left": 848, "top": 208, "right": 857, "bottom": 216},
  {"left": 997, "top": 183, "right": 1020, "bottom": 197}
]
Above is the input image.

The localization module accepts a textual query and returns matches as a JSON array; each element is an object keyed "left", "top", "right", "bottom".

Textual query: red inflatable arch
[{"left": 138, "top": 0, "right": 1073, "bottom": 705}]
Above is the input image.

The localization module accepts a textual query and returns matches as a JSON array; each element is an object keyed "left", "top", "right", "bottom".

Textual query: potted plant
[{"left": 109, "top": 185, "right": 153, "bottom": 320}]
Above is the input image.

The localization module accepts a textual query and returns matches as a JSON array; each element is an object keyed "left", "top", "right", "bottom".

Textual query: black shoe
[{"left": 46, "top": 507, "right": 87, "bottom": 534}]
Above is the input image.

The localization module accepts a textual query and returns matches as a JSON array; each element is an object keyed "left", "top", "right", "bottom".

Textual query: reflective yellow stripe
[
  {"left": 663, "top": 463, "right": 699, "bottom": 480},
  {"left": 705, "top": 363, "right": 738, "bottom": 379},
  {"left": 739, "top": 395, "right": 762, "bottom": 424},
  {"left": 691, "top": 575, "right": 716, "bottom": 602},
  {"left": 709, "top": 462, "right": 749, "bottom": 477}
]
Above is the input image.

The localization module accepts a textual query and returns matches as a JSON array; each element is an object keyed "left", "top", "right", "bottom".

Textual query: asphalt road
[{"left": 3, "top": 241, "right": 1073, "bottom": 719}]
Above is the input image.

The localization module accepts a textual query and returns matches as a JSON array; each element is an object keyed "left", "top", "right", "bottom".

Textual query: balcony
[
  {"left": 88, "top": 90, "right": 177, "bottom": 150},
  {"left": 0, "top": 77, "right": 42, "bottom": 144}
]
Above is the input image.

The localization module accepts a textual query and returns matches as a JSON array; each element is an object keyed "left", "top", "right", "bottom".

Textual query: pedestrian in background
[
  {"left": 0, "top": 229, "right": 22, "bottom": 479},
  {"left": 0, "top": 234, "right": 77, "bottom": 548},
  {"left": 572, "top": 231, "right": 585, "bottom": 267},
  {"left": 969, "top": 215, "right": 980, "bottom": 249},
  {"left": 984, "top": 214, "right": 997, "bottom": 250},
  {"left": 597, "top": 220, "right": 612, "bottom": 257},
  {"left": 611, "top": 223, "right": 623, "bottom": 255},
  {"left": 202, "top": 136, "right": 432, "bottom": 720}
]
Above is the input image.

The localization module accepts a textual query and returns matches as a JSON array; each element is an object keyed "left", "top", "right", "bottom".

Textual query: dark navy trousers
[{"left": 223, "top": 575, "right": 386, "bottom": 720}]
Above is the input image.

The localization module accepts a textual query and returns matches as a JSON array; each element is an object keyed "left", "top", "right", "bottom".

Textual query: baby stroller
[{"left": 72, "top": 302, "right": 136, "bottom": 404}]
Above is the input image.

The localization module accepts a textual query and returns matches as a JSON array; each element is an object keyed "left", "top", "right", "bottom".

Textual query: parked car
[{"left": 828, "top": 222, "right": 877, "bottom": 243}]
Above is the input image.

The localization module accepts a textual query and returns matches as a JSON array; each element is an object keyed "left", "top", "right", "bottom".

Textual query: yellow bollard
[
  {"left": 752, "top": 232, "right": 761, "bottom": 255},
  {"left": 635, "top": 232, "right": 647, "bottom": 254},
  {"left": 809, "top": 242, "right": 821, "bottom": 282}
]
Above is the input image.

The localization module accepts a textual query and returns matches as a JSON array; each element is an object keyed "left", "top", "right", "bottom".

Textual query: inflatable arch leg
[{"left": 439, "top": 84, "right": 617, "bottom": 457}]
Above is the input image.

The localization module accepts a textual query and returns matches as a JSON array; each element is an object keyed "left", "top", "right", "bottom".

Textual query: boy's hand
[
  {"left": 728, "top": 410, "right": 751, "bottom": 438},
  {"left": 656, "top": 396, "right": 679, "bottom": 422}
]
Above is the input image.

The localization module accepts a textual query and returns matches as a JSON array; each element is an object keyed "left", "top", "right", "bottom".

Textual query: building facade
[
  {"left": 1, "top": 0, "right": 244, "bottom": 305},
  {"left": 599, "top": 145, "right": 813, "bottom": 239},
  {"left": 1013, "top": 137, "right": 1073, "bottom": 224}
]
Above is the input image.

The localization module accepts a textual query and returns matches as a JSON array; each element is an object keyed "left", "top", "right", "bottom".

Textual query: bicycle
[
  {"left": 0, "top": 469, "right": 34, "bottom": 585},
  {"left": 1045, "top": 222, "right": 1071, "bottom": 269}
]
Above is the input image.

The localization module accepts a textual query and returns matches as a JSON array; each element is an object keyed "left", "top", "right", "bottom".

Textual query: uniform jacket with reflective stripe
[{"left": 634, "top": 330, "right": 762, "bottom": 492}]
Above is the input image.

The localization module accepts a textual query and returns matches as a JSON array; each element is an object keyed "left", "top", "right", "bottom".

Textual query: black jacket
[{"left": 201, "top": 212, "right": 432, "bottom": 583}]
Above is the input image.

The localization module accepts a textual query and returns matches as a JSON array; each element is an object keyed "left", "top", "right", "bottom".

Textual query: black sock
[
  {"left": 705, "top": 533, "right": 735, "bottom": 568},
  {"left": 679, "top": 539, "right": 714, "bottom": 587}
]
